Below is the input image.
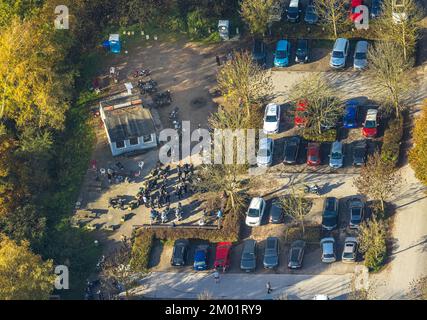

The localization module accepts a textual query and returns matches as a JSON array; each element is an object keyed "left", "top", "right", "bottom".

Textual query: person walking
[
  {"left": 214, "top": 270, "right": 220, "bottom": 284},
  {"left": 266, "top": 281, "right": 272, "bottom": 294},
  {"left": 216, "top": 55, "right": 221, "bottom": 66}
]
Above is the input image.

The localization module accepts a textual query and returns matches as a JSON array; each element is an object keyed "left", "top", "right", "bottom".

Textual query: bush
[
  {"left": 130, "top": 232, "right": 154, "bottom": 272},
  {"left": 302, "top": 128, "right": 337, "bottom": 143},
  {"left": 381, "top": 117, "right": 403, "bottom": 167},
  {"left": 358, "top": 218, "right": 388, "bottom": 272},
  {"left": 186, "top": 9, "right": 215, "bottom": 39},
  {"left": 410, "top": 104, "right": 427, "bottom": 186}
]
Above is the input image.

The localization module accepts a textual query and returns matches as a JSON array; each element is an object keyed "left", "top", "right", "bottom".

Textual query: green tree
[
  {"left": 240, "top": 0, "right": 276, "bottom": 36},
  {"left": 358, "top": 218, "right": 387, "bottom": 272},
  {"left": 0, "top": 234, "right": 55, "bottom": 300},
  {"left": 315, "top": 0, "right": 347, "bottom": 38},
  {"left": 409, "top": 102, "right": 427, "bottom": 185}
]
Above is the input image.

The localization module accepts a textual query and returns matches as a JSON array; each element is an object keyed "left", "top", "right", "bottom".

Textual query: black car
[
  {"left": 288, "top": 240, "right": 305, "bottom": 269},
  {"left": 295, "top": 39, "right": 309, "bottom": 64},
  {"left": 283, "top": 136, "right": 301, "bottom": 164},
  {"left": 269, "top": 202, "right": 283, "bottom": 224},
  {"left": 349, "top": 197, "right": 365, "bottom": 229},
  {"left": 371, "top": 0, "right": 383, "bottom": 18},
  {"left": 321, "top": 197, "right": 339, "bottom": 231},
  {"left": 252, "top": 39, "right": 267, "bottom": 67},
  {"left": 353, "top": 140, "right": 367, "bottom": 166},
  {"left": 304, "top": 3, "right": 319, "bottom": 24},
  {"left": 263, "top": 237, "right": 279, "bottom": 269},
  {"left": 286, "top": 0, "right": 301, "bottom": 23},
  {"left": 240, "top": 239, "right": 257, "bottom": 272},
  {"left": 171, "top": 239, "right": 190, "bottom": 266}
]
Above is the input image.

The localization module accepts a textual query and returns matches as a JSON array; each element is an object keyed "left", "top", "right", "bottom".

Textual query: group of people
[{"left": 134, "top": 162, "right": 196, "bottom": 224}]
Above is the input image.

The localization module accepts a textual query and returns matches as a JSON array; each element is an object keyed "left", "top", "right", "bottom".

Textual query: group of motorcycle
[
  {"left": 150, "top": 204, "right": 183, "bottom": 225},
  {"left": 168, "top": 106, "right": 181, "bottom": 132},
  {"left": 138, "top": 78, "right": 158, "bottom": 94},
  {"left": 153, "top": 89, "right": 172, "bottom": 107}
]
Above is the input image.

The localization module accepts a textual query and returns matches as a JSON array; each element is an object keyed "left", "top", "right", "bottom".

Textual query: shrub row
[
  {"left": 130, "top": 231, "right": 154, "bottom": 272},
  {"left": 381, "top": 117, "right": 404, "bottom": 167},
  {"left": 302, "top": 128, "right": 337, "bottom": 143}
]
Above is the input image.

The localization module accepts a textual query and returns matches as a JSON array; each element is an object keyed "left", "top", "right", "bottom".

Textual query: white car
[
  {"left": 257, "top": 138, "right": 274, "bottom": 167},
  {"left": 329, "top": 141, "right": 344, "bottom": 169},
  {"left": 245, "top": 197, "right": 267, "bottom": 227},
  {"left": 320, "top": 237, "right": 336, "bottom": 263},
  {"left": 330, "top": 38, "right": 349, "bottom": 69},
  {"left": 263, "top": 103, "right": 281, "bottom": 134}
]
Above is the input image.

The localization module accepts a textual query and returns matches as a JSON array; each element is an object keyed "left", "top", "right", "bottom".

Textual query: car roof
[
  {"left": 249, "top": 197, "right": 263, "bottom": 209},
  {"left": 322, "top": 241, "right": 334, "bottom": 253},
  {"left": 175, "top": 239, "right": 189, "bottom": 246},
  {"left": 343, "top": 242, "right": 356, "bottom": 253},
  {"left": 355, "top": 41, "right": 368, "bottom": 52},
  {"left": 276, "top": 40, "right": 289, "bottom": 50},
  {"left": 289, "top": 0, "right": 299, "bottom": 7},
  {"left": 331, "top": 141, "right": 343, "bottom": 152},
  {"left": 266, "top": 103, "right": 278, "bottom": 114},
  {"left": 366, "top": 109, "right": 378, "bottom": 121},
  {"left": 291, "top": 240, "right": 305, "bottom": 248},
  {"left": 215, "top": 243, "right": 231, "bottom": 258},
  {"left": 259, "top": 137, "right": 273, "bottom": 147},
  {"left": 321, "top": 237, "right": 335, "bottom": 244},
  {"left": 243, "top": 239, "right": 257, "bottom": 251},
  {"left": 334, "top": 38, "right": 349, "bottom": 51},
  {"left": 266, "top": 237, "right": 278, "bottom": 248}
]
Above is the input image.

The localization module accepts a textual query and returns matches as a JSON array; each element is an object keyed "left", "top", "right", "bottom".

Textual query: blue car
[
  {"left": 343, "top": 100, "right": 359, "bottom": 128},
  {"left": 193, "top": 244, "right": 209, "bottom": 271},
  {"left": 274, "top": 40, "right": 290, "bottom": 67}
]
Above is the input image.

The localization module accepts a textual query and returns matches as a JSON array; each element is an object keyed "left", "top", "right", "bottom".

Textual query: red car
[
  {"left": 362, "top": 109, "right": 378, "bottom": 137},
  {"left": 307, "top": 142, "right": 321, "bottom": 166},
  {"left": 349, "top": 0, "right": 363, "bottom": 21},
  {"left": 294, "top": 99, "right": 307, "bottom": 127},
  {"left": 214, "top": 242, "right": 232, "bottom": 271}
]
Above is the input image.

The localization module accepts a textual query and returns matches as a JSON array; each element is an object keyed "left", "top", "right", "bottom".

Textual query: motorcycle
[
  {"left": 168, "top": 107, "right": 179, "bottom": 121},
  {"left": 138, "top": 79, "right": 158, "bottom": 94},
  {"left": 132, "top": 68, "right": 151, "bottom": 78},
  {"left": 154, "top": 90, "right": 172, "bottom": 107},
  {"left": 303, "top": 184, "right": 321, "bottom": 195},
  {"left": 161, "top": 210, "right": 168, "bottom": 224},
  {"left": 108, "top": 197, "right": 126, "bottom": 209},
  {"left": 150, "top": 209, "right": 159, "bottom": 224}
]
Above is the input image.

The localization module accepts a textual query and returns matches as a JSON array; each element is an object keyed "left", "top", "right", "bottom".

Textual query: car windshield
[
  {"left": 242, "top": 252, "right": 254, "bottom": 260},
  {"left": 286, "top": 145, "right": 296, "bottom": 157},
  {"left": 276, "top": 50, "right": 287, "bottom": 59},
  {"left": 258, "top": 149, "right": 271, "bottom": 157},
  {"left": 266, "top": 115, "right": 277, "bottom": 122},
  {"left": 331, "top": 152, "right": 341, "bottom": 159},
  {"left": 324, "top": 253, "right": 334, "bottom": 259},
  {"left": 309, "top": 155, "right": 318, "bottom": 162},
  {"left": 343, "top": 252, "right": 354, "bottom": 259},
  {"left": 248, "top": 208, "right": 260, "bottom": 218},
  {"left": 290, "top": 249, "right": 300, "bottom": 261},
  {"left": 365, "top": 120, "right": 376, "bottom": 128},
  {"left": 296, "top": 47, "right": 306, "bottom": 55},
  {"left": 332, "top": 51, "right": 344, "bottom": 58},
  {"left": 307, "top": 6, "right": 315, "bottom": 14},
  {"left": 288, "top": 7, "right": 298, "bottom": 15},
  {"left": 351, "top": 208, "right": 362, "bottom": 218},
  {"left": 194, "top": 261, "right": 205, "bottom": 266},
  {"left": 355, "top": 52, "right": 367, "bottom": 59}
]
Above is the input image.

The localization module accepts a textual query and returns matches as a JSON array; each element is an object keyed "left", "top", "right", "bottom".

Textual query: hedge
[
  {"left": 130, "top": 232, "right": 154, "bottom": 272},
  {"left": 381, "top": 117, "right": 403, "bottom": 167},
  {"left": 302, "top": 128, "right": 337, "bottom": 142}
]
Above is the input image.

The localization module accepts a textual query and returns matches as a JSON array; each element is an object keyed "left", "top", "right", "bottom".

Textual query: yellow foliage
[{"left": 409, "top": 102, "right": 427, "bottom": 185}]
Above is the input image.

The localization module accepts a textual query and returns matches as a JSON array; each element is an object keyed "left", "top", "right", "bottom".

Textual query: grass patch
[
  {"left": 284, "top": 225, "right": 321, "bottom": 244},
  {"left": 302, "top": 128, "right": 337, "bottom": 143}
]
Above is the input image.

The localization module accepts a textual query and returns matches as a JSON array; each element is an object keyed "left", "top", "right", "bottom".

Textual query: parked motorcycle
[
  {"left": 154, "top": 90, "right": 172, "bottom": 107},
  {"left": 303, "top": 184, "right": 321, "bottom": 195},
  {"left": 132, "top": 68, "right": 151, "bottom": 78}
]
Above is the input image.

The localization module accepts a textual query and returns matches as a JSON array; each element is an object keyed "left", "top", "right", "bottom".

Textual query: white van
[{"left": 330, "top": 38, "right": 349, "bottom": 69}]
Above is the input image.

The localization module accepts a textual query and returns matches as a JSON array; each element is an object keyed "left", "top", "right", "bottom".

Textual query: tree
[
  {"left": 376, "top": 0, "right": 422, "bottom": 61},
  {"left": 367, "top": 41, "right": 412, "bottom": 117},
  {"left": 315, "top": 0, "right": 347, "bottom": 38},
  {"left": 409, "top": 102, "right": 427, "bottom": 186},
  {"left": 240, "top": 0, "right": 277, "bottom": 36},
  {"left": 0, "top": 234, "right": 54, "bottom": 300},
  {"left": 217, "top": 51, "right": 272, "bottom": 120},
  {"left": 358, "top": 218, "right": 387, "bottom": 271},
  {"left": 354, "top": 151, "right": 401, "bottom": 212},
  {"left": 289, "top": 73, "right": 342, "bottom": 135},
  {"left": 278, "top": 189, "right": 312, "bottom": 236}
]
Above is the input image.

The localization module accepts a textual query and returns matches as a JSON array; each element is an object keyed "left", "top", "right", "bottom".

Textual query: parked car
[
  {"left": 320, "top": 237, "right": 336, "bottom": 263},
  {"left": 193, "top": 244, "right": 209, "bottom": 271},
  {"left": 287, "top": 0, "right": 302, "bottom": 23},
  {"left": 245, "top": 197, "right": 267, "bottom": 227},
  {"left": 362, "top": 109, "right": 379, "bottom": 137},
  {"left": 252, "top": 39, "right": 267, "bottom": 67},
  {"left": 283, "top": 136, "right": 301, "bottom": 164},
  {"left": 307, "top": 142, "right": 321, "bottom": 166},
  {"left": 257, "top": 138, "right": 274, "bottom": 167},
  {"left": 288, "top": 240, "right": 305, "bottom": 269},
  {"left": 329, "top": 141, "right": 344, "bottom": 169},
  {"left": 294, "top": 100, "right": 307, "bottom": 127},
  {"left": 304, "top": 3, "right": 319, "bottom": 24},
  {"left": 349, "top": 0, "right": 363, "bottom": 21},
  {"left": 343, "top": 100, "right": 359, "bottom": 128},
  {"left": 342, "top": 237, "right": 358, "bottom": 263},
  {"left": 274, "top": 40, "right": 291, "bottom": 67},
  {"left": 214, "top": 242, "right": 232, "bottom": 271},
  {"left": 353, "top": 40, "right": 368, "bottom": 70},
  {"left": 322, "top": 197, "right": 339, "bottom": 231},
  {"left": 371, "top": 0, "right": 383, "bottom": 18},
  {"left": 240, "top": 239, "right": 257, "bottom": 272},
  {"left": 269, "top": 202, "right": 284, "bottom": 224},
  {"left": 330, "top": 38, "right": 349, "bottom": 69},
  {"left": 352, "top": 140, "right": 367, "bottom": 166},
  {"left": 263, "top": 237, "right": 280, "bottom": 269},
  {"left": 295, "top": 39, "right": 309, "bottom": 63},
  {"left": 171, "top": 239, "right": 189, "bottom": 266},
  {"left": 263, "top": 103, "right": 281, "bottom": 134},
  {"left": 349, "top": 197, "right": 365, "bottom": 229}
]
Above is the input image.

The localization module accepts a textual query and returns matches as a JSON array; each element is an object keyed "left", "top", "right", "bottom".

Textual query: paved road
[{"left": 131, "top": 271, "right": 354, "bottom": 300}]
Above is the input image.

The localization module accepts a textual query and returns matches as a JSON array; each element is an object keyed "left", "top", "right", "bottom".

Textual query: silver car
[
  {"left": 320, "top": 237, "right": 336, "bottom": 263},
  {"left": 342, "top": 237, "right": 358, "bottom": 263},
  {"left": 330, "top": 38, "right": 349, "bottom": 69},
  {"left": 329, "top": 141, "right": 344, "bottom": 169},
  {"left": 257, "top": 138, "right": 274, "bottom": 167},
  {"left": 353, "top": 41, "right": 368, "bottom": 70}
]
